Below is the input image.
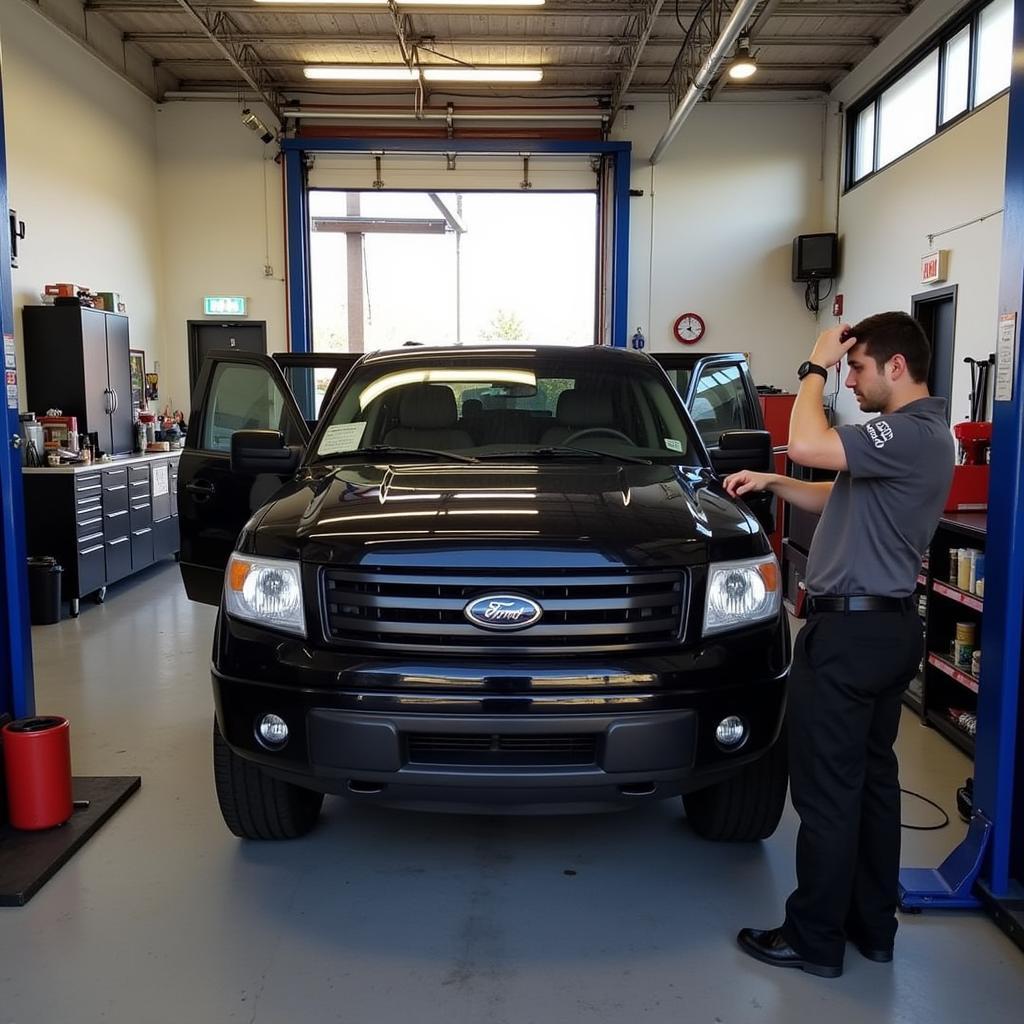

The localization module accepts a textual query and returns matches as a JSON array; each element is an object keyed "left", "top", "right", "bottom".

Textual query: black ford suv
[{"left": 179, "top": 346, "right": 790, "bottom": 841}]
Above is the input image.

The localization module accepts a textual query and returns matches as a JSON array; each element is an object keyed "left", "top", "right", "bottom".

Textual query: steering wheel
[{"left": 562, "top": 427, "right": 634, "bottom": 445}]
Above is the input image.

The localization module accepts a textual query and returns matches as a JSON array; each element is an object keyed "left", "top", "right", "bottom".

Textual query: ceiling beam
[
  {"left": 86, "top": 1, "right": 913, "bottom": 17},
  {"left": 609, "top": 0, "right": 667, "bottom": 123},
  {"left": 124, "top": 31, "right": 880, "bottom": 47},
  {"left": 154, "top": 57, "right": 855, "bottom": 73},
  {"left": 171, "top": 1, "right": 283, "bottom": 117}
]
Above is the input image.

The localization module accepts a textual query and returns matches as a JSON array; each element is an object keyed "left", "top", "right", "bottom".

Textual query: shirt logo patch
[{"left": 865, "top": 420, "right": 894, "bottom": 449}]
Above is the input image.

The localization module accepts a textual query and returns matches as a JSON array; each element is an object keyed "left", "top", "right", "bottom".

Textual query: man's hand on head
[{"left": 810, "top": 324, "right": 859, "bottom": 371}]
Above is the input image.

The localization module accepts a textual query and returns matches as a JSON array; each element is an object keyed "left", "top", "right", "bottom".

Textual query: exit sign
[{"left": 204, "top": 295, "right": 247, "bottom": 317}]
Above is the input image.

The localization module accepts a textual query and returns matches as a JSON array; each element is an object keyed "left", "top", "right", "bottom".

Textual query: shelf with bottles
[
  {"left": 931, "top": 579, "right": 983, "bottom": 613},
  {"left": 927, "top": 652, "right": 980, "bottom": 693},
  {"left": 920, "top": 515, "right": 986, "bottom": 759}
]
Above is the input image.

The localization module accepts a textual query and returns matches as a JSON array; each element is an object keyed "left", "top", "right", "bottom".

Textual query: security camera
[{"left": 241, "top": 108, "right": 275, "bottom": 145}]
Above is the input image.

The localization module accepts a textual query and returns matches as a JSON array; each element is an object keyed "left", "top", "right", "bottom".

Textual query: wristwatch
[{"left": 797, "top": 360, "right": 829, "bottom": 382}]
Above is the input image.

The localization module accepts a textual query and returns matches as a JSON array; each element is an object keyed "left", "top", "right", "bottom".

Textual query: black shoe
[
  {"left": 849, "top": 939, "right": 893, "bottom": 963},
  {"left": 737, "top": 927, "right": 842, "bottom": 979}
]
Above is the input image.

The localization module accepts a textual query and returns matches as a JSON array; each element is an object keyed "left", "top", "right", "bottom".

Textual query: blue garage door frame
[
  {"left": 0, "top": 61, "right": 35, "bottom": 720},
  {"left": 280, "top": 137, "right": 632, "bottom": 354}
]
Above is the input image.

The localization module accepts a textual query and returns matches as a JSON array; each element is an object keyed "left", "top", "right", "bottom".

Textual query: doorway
[
  {"left": 187, "top": 321, "right": 267, "bottom": 396},
  {"left": 912, "top": 286, "right": 957, "bottom": 422}
]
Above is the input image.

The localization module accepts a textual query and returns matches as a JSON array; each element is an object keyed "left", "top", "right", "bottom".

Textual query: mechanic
[{"left": 723, "top": 312, "right": 955, "bottom": 978}]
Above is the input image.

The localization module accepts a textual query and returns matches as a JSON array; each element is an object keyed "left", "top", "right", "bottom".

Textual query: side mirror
[
  {"left": 230, "top": 430, "right": 301, "bottom": 475},
  {"left": 710, "top": 429, "right": 773, "bottom": 476},
  {"left": 711, "top": 430, "right": 775, "bottom": 533}
]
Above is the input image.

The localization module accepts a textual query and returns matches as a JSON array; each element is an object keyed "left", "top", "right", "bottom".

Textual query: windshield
[{"left": 309, "top": 350, "right": 702, "bottom": 466}]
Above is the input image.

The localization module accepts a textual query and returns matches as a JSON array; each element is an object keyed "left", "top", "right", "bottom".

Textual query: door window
[
  {"left": 200, "top": 363, "right": 304, "bottom": 452},
  {"left": 691, "top": 364, "right": 753, "bottom": 445}
]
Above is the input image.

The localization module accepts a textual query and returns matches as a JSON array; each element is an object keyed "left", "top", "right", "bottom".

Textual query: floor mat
[{"left": 0, "top": 776, "right": 141, "bottom": 906}]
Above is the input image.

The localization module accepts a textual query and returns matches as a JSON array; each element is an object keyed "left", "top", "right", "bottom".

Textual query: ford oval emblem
[{"left": 464, "top": 594, "right": 543, "bottom": 631}]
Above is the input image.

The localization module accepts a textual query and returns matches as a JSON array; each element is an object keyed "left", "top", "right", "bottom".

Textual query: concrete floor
[{"left": 1, "top": 561, "right": 1020, "bottom": 1022}]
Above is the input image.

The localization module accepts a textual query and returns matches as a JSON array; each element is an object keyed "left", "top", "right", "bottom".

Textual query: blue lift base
[{"left": 898, "top": 814, "right": 992, "bottom": 910}]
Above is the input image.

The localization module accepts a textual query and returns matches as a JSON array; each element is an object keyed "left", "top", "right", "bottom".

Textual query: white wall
[
  {"left": 615, "top": 98, "right": 829, "bottom": 391},
  {"left": 2, "top": 0, "right": 162, "bottom": 408},
  {"left": 822, "top": 0, "right": 1009, "bottom": 425},
  {"left": 155, "top": 102, "right": 287, "bottom": 415}
]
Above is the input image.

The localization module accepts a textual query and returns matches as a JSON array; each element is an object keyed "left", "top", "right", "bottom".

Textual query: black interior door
[
  {"left": 187, "top": 321, "right": 267, "bottom": 398},
  {"left": 178, "top": 353, "right": 308, "bottom": 605},
  {"left": 913, "top": 286, "right": 957, "bottom": 423}
]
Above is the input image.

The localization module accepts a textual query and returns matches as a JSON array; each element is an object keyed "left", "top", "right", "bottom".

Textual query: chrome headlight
[
  {"left": 224, "top": 553, "right": 306, "bottom": 636},
  {"left": 703, "top": 555, "right": 781, "bottom": 636}
]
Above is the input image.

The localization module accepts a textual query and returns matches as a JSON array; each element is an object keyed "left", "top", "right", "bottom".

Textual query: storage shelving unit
[{"left": 914, "top": 513, "right": 986, "bottom": 757}]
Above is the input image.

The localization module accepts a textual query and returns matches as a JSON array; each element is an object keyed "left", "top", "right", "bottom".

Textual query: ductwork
[{"left": 649, "top": 0, "right": 762, "bottom": 165}]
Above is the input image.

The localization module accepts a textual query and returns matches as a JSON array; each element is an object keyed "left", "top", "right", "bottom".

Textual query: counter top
[{"left": 23, "top": 450, "right": 182, "bottom": 475}]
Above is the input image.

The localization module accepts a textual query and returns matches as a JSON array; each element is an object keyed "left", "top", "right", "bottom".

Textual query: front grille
[
  {"left": 321, "top": 568, "right": 685, "bottom": 653},
  {"left": 407, "top": 732, "right": 598, "bottom": 767}
]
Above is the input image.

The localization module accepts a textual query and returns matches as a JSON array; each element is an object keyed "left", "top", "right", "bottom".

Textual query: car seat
[
  {"left": 384, "top": 383, "right": 474, "bottom": 449},
  {"left": 539, "top": 389, "right": 617, "bottom": 446}
]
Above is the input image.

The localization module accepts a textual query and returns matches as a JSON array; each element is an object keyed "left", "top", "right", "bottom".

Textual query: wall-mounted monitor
[{"left": 792, "top": 233, "right": 838, "bottom": 282}]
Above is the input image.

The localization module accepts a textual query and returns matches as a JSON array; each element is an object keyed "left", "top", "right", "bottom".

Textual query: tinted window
[
  {"left": 312, "top": 351, "right": 700, "bottom": 465},
  {"left": 941, "top": 25, "right": 971, "bottom": 123},
  {"left": 200, "top": 363, "right": 302, "bottom": 452},
  {"left": 691, "top": 364, "right": 752, "bottom": 445},
  {"left": 877, "top": 50, "right": 939, "bottom": 168},
  {"left": 975, "top": 0, "right": 1012, "bottom": 104}
]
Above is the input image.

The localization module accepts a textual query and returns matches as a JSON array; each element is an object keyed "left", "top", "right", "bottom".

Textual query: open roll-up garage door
[
  {"left": 283, "top": 138, "right": 632, "bottom": 355},
  {"left": 307, "top": 151, "right": 600, "bottom": 192}
]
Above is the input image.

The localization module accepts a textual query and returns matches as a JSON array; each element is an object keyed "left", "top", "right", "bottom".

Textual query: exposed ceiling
[{"left": 30, "top": 1, "right": 923, "bottom": 126}]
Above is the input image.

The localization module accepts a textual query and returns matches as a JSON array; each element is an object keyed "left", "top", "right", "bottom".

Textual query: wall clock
[{"left": 673, "top": 312, "right": 706, "bottom": 345}]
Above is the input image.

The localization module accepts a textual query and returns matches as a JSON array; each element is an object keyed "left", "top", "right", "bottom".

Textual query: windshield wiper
[
  {"left": 317, "top": 445, "right": 478, "bottom": 464},
  {"left": 476, "top": 446, "right": 652, "bottom": 466}
]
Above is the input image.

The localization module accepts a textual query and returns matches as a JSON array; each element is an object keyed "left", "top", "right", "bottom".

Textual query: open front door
[{"left": 179, "top": 352, "right": 310, "bottom": 605}]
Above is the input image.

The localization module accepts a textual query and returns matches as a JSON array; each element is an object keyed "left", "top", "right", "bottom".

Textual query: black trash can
[{"left": 26, "top": 556, "right": 62, "bottom": 625}]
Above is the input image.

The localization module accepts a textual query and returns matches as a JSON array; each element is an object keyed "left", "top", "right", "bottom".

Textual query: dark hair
[{"left": 849, "top": 312, "right": 931, "bottom": 383}]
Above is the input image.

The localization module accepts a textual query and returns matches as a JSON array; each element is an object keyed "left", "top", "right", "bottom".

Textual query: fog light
[
  {"left": 257, "top": 713, "right": 289, "bottom": 749},
  {"left": 715, "top": 716, "right": 747, "bottom": 749}
]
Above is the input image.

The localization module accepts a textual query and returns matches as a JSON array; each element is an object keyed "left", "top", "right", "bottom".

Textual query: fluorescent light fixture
[
  {"left": 304, "top": 66, "right": 420, "bottom": 81},
  {"left": 256, "top": 1, "right": 387, "bottom": 6},
  {"left": 727, "top": 38, "right": 758, "bottom": 81},
  {"left": 257, "top": 0, "right": 544, "bottom": 5},
  {"left": 422, "top": 68, "right": 543, "bottom": 83},
  {"left": 401, "top": 0, "right": 545, "bottom": 4}
]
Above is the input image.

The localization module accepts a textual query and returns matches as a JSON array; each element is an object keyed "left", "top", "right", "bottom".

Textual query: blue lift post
[
  {"left": 280, "top": 137, "right": 633, "bottom": 355},
  {"left": 899, "top": 0, "right": 1024, "bottom": 950},
  {"left": 0, "top": 52, "right": 35, "bottom": 720}
]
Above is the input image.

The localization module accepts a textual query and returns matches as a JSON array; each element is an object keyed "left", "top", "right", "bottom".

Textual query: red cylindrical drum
[{"left": 2, "top": 716, "right": 73, "bottom": 830}]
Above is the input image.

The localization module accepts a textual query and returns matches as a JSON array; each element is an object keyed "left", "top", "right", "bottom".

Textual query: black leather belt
[{"left": 807, "top": 595, "right": 915, "bottom": 613}]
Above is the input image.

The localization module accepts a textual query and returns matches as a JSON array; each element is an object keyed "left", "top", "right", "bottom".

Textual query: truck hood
[{"left": 245, "top": 462, "right": 767, "bottom": 569}]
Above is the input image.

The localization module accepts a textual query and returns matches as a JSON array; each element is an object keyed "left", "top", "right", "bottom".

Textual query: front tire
[
  {"left": 683, "top": 730, "right": 789, "bottom": 841},
  {"left": 213, "top": 721, "right": 324, "bottom": 839}
]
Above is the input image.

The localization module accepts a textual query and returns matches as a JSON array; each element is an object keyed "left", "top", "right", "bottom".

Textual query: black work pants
[{"left": 781, "top": 607, "right": 923, "bottom": 967}]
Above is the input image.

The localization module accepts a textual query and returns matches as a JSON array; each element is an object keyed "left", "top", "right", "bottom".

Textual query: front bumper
[{"left": 213, "top": 657, "right": 787, "bottom": 811}]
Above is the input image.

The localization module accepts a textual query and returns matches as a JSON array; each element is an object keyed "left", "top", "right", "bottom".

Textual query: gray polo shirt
[{"left": 805, "top": 397, "right": 954, "bottom": 598}]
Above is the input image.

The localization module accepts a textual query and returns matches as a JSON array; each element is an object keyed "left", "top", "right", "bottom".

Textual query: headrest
[
  {"left": 398, "top": 384, "right": 458, "bottom": 430},
  {"left": 556, "top": 389, "right": 614, "bottom": 428},
  {"left": 462, "top": 398, "right": 483, "bottom": 416}
]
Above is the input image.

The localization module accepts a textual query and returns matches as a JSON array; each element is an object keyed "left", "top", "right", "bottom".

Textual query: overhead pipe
[{"left": 649, "top": 0, "right": 761, "bottom": 165}]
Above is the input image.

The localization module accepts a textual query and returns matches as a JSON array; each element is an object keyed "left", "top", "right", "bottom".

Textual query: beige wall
[
  {"left": 615, "top": 98, "right": 830, "bottom": 392},
  {"left": 155, "top": 102, "right": 287, "bottom": 415},
  {"left": 2, "top": 0, "right": 161, "bottom": 409},
  {"left": 823, "top": 0, "right": 1008, "bottom": 425}
]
